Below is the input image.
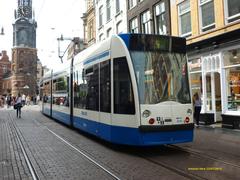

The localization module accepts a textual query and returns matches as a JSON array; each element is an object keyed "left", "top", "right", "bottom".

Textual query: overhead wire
[
  {"left": 35, "top": 0, "right": 84, "bottom": 67},
  {"left": 35, "top": 0, "right": 46, "bottom": 21}
]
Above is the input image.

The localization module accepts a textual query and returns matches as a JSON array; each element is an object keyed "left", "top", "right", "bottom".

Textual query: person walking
[
  {"left": 193, "top": 92, "right": 201, "bottom": 127},
  {"left": 6, "top": 94, "right": 12, "bottom": 108},
  {"left": 22, "top": 94, "right": 26, "bottom": 106},
  {"left": 36, "top": 94, "right": 40, "bottom": 105},
  {"left": 0, "top": 95, "right": 3, "bottom": 108},
  {"left": 15, "top": 93, "right": 23, "bottom": 118},
  {"left": 26, "top": 95, "right": 30, "bottom": 106}
]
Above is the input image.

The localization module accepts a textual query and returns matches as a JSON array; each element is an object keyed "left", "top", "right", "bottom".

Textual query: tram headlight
[
  {"left": 142, "top": 110, "right": 151, "bottom": 118},
  {"left": 187, "top": 109, "right": 192, "bottom": 116}
]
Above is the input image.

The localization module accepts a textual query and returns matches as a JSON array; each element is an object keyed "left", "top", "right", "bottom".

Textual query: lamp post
[
  {"left": 0, "top": 26, "right": 4, "bottom": 56},
  {"left": 0, "top": 27, "right": 4, "bottom": 35}
]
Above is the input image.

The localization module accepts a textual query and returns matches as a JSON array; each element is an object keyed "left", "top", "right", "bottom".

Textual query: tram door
[
  {"left": 99, "top": 60, "right": 111, "bottom": 140},
  {"left": 202, "top": 54, "right": 222, "bottom": 122}
]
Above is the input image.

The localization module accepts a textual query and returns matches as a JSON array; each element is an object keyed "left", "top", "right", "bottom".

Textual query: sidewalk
[{"left": 199, "top": 122, "right": 240, "bottom": 132}]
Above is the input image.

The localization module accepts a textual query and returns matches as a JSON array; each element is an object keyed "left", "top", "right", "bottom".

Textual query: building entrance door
[{"left": 202, "top": 53, "right": 222, "bottom": 123}]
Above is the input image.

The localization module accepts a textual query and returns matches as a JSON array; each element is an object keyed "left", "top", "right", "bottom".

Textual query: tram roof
[{"left": 74, "top": 36, "right": 112, "bottom": 66}]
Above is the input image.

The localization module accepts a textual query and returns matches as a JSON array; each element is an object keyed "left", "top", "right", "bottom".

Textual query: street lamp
[
  {"left": 0, "top": 26, "right": 4, "bottom": 56},
  {"left": 0, "top": 27, "right": 4, "bottom": 35},
  {"left": 57, "top": 35, "right": 80, "bottom": 61}
]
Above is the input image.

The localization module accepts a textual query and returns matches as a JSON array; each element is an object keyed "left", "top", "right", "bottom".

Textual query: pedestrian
[
  {"left": 6, "top": 94, "right": 12, "bottom": 108},
  {"left": 14, "top": 93, "right": 23, "bottom": 118},
  {"left": 26, "top": 95, "right": 30, "bottom": 105},
  {"left": 193, "top": 92, "right": 201, "bottom": 127},
  {"left": 36, "top": 94, "right": 40, "bottom": 105},
  {"left": 22, "top": 94, "right": 26, "bottom": 106},
  {"left": 0, "top": 95, "right": 3, "bottom": 108}
]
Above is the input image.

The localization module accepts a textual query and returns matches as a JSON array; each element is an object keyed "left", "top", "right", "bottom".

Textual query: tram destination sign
[{"left": 129, "top": 34, "right": 186, "bottom": 53}]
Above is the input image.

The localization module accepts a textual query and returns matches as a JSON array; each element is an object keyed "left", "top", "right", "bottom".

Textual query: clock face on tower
[
  {"left": 23, "top": 6, "right": 31, "bottom": 16},
  {"left": 18, "top": 6, "right": 31, "bottom": 17},
  {"left": 18, "top": 7, "right": 24, "bottom": 17}
]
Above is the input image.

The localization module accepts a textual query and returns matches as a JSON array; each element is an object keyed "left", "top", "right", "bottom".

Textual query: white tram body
[{"left": 41, "top": 34, "right": 194, "bottom": 146}]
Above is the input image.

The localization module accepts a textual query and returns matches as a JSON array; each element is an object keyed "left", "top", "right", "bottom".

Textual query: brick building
[
  {"left": 11, "top": 0, "right": 38, "bottom": 97},
  {"left": 0, "top": 50, "right": 11, "bottom": 95}
]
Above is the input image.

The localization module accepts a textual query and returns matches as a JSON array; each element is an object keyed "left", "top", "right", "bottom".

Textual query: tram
[{"left": 40, "top": 34, "right": 194, "bottom": 146}]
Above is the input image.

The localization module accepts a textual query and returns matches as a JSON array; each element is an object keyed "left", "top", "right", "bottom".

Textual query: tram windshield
[{"left": 130, "top": 51, "right": 191, "bottom": 104}]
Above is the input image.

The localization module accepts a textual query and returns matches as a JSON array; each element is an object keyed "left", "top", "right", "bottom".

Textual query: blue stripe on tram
[{"left": 43, "top": 110, "right": 193, "bottom": 146}]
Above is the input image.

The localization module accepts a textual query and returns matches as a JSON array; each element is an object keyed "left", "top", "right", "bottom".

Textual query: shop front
[
  {"left": 221, "top": 48, "right": 240, "bottom": 129},
  {"left": 188, "top": 46, "right": 240, "bottom": 129}
]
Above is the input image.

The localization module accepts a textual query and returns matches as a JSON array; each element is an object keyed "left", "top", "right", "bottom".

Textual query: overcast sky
[{"left": 0, "top": 0, "right": 86, "bottom": 70}]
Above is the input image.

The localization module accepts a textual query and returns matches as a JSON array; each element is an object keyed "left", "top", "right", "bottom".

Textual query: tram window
[
  {"left": 74, "top": 68, "right": 87, "bottom": 109},
  {"left": 52, "top": 76, "right": 69, "bottom": 106},
  {"left": 100, "top": 60, "right": 111, "bottom": 113},
  {"left": 85, "top": 65, "right": 99, "bottom": 111},
  {"left": 114, "top": 57, "right": 135, "bottom": 114},
  {"left": 85, "top": 67, "right": 93, "bottom": 75},
  {"left": 43, "top": 81, "right": 51, "bottom": 103}
]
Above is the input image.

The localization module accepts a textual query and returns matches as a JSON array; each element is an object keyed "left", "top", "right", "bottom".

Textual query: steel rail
[
  {"left": 8, "top": 113, "right": 39, "bottom": 180},
  {"left": 47, "top": 128, "right": 121, "bottom": 180},
  {"left": 137, "top": 153, "right": 207, "bottom": 180},
  {"left": 168, "top": 144, "right": 240, "bottom": 169}
]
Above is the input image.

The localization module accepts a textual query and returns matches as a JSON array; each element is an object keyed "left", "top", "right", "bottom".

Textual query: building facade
[
  {"left": 127, "top": 0, "right": 171, "bottom": 35},
  {"left": 12, "top": 0, "right": 38, "bottom": 97},
  {"left": 82, "top": 0, "right": 96, "bottom": 47},
  {"left": 0, "top": 51, "right": 11, "bottom": 95},
  {"left": 171, "top": 0, "right": 240, "bottom": 129},
  {"left": 95, "top": 0, "right": 127, "bottom": 41}
]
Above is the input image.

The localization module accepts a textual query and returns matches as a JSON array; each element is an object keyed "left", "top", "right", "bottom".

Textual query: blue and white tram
[{"left": 41, "top": 34, "right": 194, "bottom": 146}]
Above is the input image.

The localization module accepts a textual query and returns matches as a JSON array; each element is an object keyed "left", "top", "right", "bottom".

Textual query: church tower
[{"left": 12, "top": 0, "right": 37, "bottom": 96}]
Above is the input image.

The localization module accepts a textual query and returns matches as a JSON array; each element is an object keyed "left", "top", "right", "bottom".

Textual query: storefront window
[
  {"left": 223, "top": 49, "right": 240, "bottom": 66},
  {"left": 226, "top": 67, "right": 240, "bottom": 111},
  {"left": 189, "top": 58, "right": 202, "bottom": 102},
  {"left": 190, "top": 72, "right": 202, "bottom": 97},
  {"left": 223, "top": 48, "right": 240, "bottom": 111},
  {"left": 189, "top": 58, "right": 201, "bottom": 72}
]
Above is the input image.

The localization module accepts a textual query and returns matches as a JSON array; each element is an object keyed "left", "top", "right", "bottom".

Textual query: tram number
[{"left": 156, "top": 117, "right": 164, "bottom": 125}]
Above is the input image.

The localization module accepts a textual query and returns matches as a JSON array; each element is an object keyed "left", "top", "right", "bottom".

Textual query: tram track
[
  {"left": 35, "top": 115, "right": 201, "bottom": 180},
  {"left": 29, "top": 108, "right": 239, "bottom": 180},
  {"left": 10, "top": 110, "right": 121, "bottom": 180},
  {"left": 134, "top": 144, "right": 240, "bottom": 180},
  {"left": 33, "top": 112, "right": 193, "bottom": 180},
  {"left": 136, "top": 153, "right": 207, "bottom": 180},
  {"left": 167, "top": 144, "right": 240, "bottom": 169},
  {"left": 47, "top": 128, "right": 121, "bottom": 180},
  {"left": 46, "top": 126, "right": 198, "bottom": 180},
  {"left": 8, "top": 113, "right": 39, "bottom": 180},
  {"left": 31, "top": 111, "right": 220, "bottom": 180}
]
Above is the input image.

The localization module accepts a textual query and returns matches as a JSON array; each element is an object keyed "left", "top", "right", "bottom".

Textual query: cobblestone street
[{"left": 0, "top": 105, "right": 240, "bottom": 180}]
